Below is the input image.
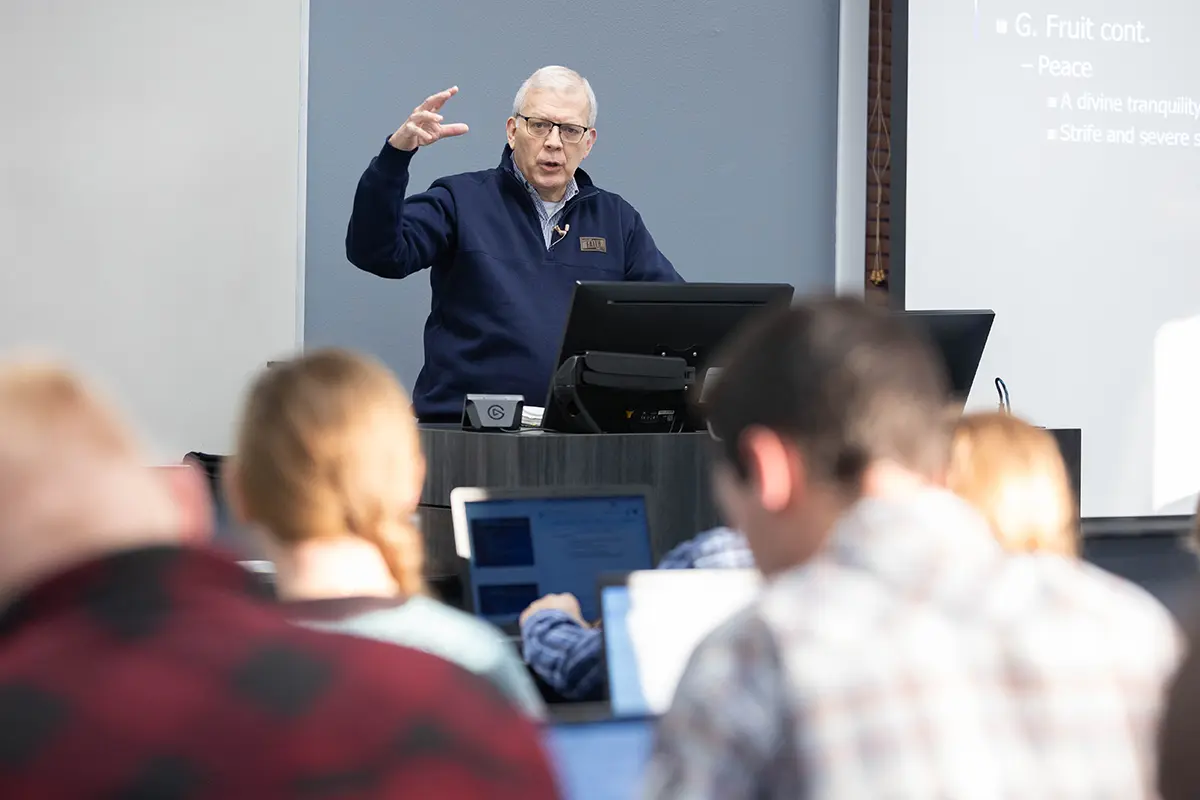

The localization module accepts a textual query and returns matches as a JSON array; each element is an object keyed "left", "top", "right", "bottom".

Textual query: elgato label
[{"left": 462, "top": 394, "right": 524, "bottom": 431}]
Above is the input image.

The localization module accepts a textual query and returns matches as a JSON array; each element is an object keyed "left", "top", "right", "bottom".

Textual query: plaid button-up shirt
[
  {"left": 645, "top": 490, "right": 1182, "bottom": 799},
  {"left": 522, "top": 527, "right": 753, "bottom": 700}
]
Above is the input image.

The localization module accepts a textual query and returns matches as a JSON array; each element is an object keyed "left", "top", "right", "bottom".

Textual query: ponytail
[
  {"left": 339, "top": 485, "right": 426, "bottom": 598},
  {"left": 234, "top": 348, "right": 430, "bottom": 598}
]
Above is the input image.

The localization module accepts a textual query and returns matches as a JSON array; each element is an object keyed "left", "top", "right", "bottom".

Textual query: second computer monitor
[{"left": 893, "top": 309, "right": 995, "bottom": 400}]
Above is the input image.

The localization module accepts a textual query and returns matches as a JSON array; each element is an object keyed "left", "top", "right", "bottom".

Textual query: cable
[{"left": 994, "top": 378, "right": 1011, "bottom": 413}]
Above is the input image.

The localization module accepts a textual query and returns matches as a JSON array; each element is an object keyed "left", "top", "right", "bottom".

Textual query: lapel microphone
[{"left": 551, "top": 223, "right": 570, "bottom": 247}]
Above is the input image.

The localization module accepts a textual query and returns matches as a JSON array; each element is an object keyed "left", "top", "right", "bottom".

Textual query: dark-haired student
[{"left": 646, "top": 297, "right": 1180, "bottom": 799}]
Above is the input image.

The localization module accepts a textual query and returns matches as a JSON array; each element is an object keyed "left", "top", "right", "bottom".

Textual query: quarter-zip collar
[
  {"left": 499, "top": 146, "right": 597, "bottom": 248},
  {"left": 499, "top": 146, "right": 598, "bottom": 203}
]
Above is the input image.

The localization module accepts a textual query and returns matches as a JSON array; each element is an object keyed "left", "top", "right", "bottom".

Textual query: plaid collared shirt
[
  {"left": 511, "top": 156, "right": 578, "bottom": 248},
  {"left": 645, "top": 490, "right": 1182, "bottom": 799},
  {"left": 522, "top": 527, "right": 753, "bottom": 700}
]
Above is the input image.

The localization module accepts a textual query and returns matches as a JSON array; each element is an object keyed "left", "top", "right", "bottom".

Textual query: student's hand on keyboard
[{"left": 519, "top": 593, "right": 585, "bottom": 626}]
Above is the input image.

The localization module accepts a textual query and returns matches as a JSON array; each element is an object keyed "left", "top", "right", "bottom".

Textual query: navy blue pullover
[{"left": 346, "top": 142, "right": 683, "bottom": 420}]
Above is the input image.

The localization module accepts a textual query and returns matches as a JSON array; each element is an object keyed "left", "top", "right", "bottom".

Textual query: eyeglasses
[{"left": 516, "top": 114, "right": 590, "bottom": 145}]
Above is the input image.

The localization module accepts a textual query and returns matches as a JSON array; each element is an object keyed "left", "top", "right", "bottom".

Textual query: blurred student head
[
  {"left": 946, "top": 411, "right": 1078, "bottom": 557},
  {"left": 226, "top": 349, "right": 426, "bottom": 599},
  {"left": 0, "top": 360, "right": 211, "bottom": 601},
  {"left": 703, "top": 297, "right": 951, "bottom": 576}
]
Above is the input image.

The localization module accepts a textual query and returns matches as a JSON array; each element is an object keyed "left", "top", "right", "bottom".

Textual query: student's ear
[
  {"left": 740, "top": 427, "right": 802, "bottom": 514},
  {"left": 159, "top": 462, "right": 214, "bottom": 544}
]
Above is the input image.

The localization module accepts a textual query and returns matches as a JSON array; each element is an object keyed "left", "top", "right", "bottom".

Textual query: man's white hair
[{"left": 512, "top": 66, "right": 597, "bottom": 128}]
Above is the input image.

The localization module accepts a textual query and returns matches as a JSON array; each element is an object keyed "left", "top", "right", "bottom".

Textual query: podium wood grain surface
[
  {"left": 416, "top": 426, "right": 721, "bottom": 576},
  {"left": 414, "top": 426, "right": 1083, "bottom": 579}
]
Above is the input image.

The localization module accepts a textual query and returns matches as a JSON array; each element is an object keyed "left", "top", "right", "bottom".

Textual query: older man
[
  {"left": 346, "top": 65, "right": 682, "bottom": 421},
  {"left": 0, "top": 361, "right": 558, "bottom": 798}
]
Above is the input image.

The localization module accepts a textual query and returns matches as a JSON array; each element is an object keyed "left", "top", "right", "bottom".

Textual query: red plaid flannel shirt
[{"left": 0, "top": 545, "right": 559, "bottom": 798}]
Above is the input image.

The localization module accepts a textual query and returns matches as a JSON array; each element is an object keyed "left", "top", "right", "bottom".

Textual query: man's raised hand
[{"left": 387, "top": 86, "right": 470, "bottom": 152}]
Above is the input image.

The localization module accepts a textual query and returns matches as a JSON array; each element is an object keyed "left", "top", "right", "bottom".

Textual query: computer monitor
[
  {"left": 893, "top": 310, "right": 995, "bottom": 400},
  {"left": 543, "top": 282, "right": 794, "bottom": 433},
  {"left": 545, "top": 716, "right": 655, "bottom": 800},
  {"left": 449, "top": 486, "right": 655, "bottom": 631}
]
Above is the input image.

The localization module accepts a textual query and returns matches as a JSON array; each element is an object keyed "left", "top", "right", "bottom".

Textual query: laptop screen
[
  {"left": 609, "top": 569, "right": 763, "bottom": 714},
  {"left": 546, "top": 717, "right": 654, "bottom": 799},
  {"left": 601, "top": 583, "right": 652, "bottom": 717},
  {"left": 462, "top": 494, "right": 654, "bottom": 627}
]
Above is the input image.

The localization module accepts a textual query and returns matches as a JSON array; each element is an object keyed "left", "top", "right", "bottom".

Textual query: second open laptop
[
  {"left": 450, "top": 485, "right": 656, "bottom": 635},
  {"left": 599, "top": 568, "right": 763, "bottom": 717}
]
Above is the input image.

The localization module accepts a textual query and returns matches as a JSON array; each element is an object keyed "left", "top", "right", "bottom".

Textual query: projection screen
[{"left": 905, "top": 0, "right": 1200, "bottom": 518}]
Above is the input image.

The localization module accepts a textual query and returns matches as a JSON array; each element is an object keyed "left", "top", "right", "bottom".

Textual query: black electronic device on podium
[
  {"left": 542, "top": 282, "right": 795, "bottom": 434},
  {"left": 891, "top": 309, "right": 1081, "bottom": 519}
]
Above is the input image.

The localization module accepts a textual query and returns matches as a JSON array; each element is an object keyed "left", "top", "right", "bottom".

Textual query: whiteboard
[{"left": 0, "top": 0, "right": 306, "bottom": 457}]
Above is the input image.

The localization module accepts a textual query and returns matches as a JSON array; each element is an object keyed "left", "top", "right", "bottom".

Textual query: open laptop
[
  {"left": 545, "top": 716, "right": 656, "bottom": 800},
  {"left": 600, "top": 569, "right": 762, "bottom": 716},
  {"left": 450, "top": 486, "right": 656, "bottom": 634}
]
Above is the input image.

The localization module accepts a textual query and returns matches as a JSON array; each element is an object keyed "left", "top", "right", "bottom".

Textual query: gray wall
[{"left": 304, "top": 0, "right": 841, "bottom": 386}]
